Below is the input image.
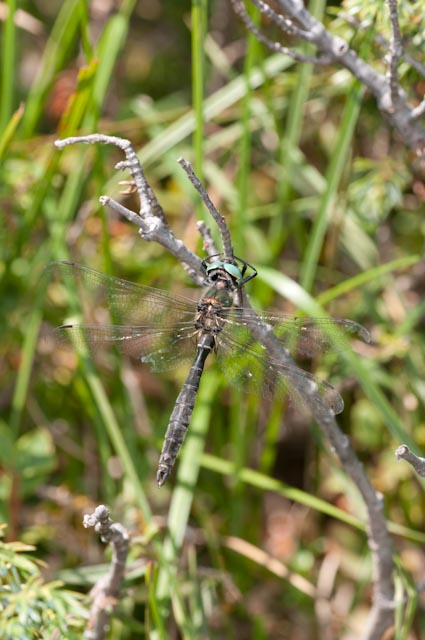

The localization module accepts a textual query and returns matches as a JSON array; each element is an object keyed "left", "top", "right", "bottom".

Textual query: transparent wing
[
  {"left": 221, "top": 307, "right": 371, "bottom": 358},
  {"left": 47, "top": 261, "right": 368, "bottom": 402},
  {"left": 216, "top": 320, "right": 344, "bottom": 415},
  {"left": 47, "top": 261, "right": 202, "bottom": 370},
  {"left": 46, "top": 261, "right": 197, "bottom": 326},
  {"left": 54, "top": 324, "right": 198, "bottom": 372}
]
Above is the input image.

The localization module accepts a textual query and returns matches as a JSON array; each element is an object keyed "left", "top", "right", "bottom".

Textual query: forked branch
[
  {"left": 231, "top": 0, "right": 425, "bottom": 155},
  {"left": 82, "top": 505, "right": 129, "bottom": 640}
]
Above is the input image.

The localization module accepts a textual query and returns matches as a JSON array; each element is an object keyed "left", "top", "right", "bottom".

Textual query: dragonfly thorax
[{"left": 195, "top": 296, "right": 225, "bottom": 335}]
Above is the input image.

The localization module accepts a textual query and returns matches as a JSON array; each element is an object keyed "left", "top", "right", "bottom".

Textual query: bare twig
[
  {"left": 233, "top": 0, "right": 425, "bottom": 154},
  {"left": 396, "top": 444, "right": 425, "bottom": 476},
  {"left": 82, "top": 505, "right": 129, "bottom": 640},
  {"left": 178, "top": 157, "right": 235, "bottom": 261},
  {"left": 246, "top": 0, "right": 309, "bottom": 39},
  {"left": 411, "top": 98, "right": 425, "bottom": 121},
  {"left": 196, "top": 220, "right": 220, "bottom": 256},
  {"left": 386, "top": 0, "right": 404, "bottom": 110},
  {"left": 339, "top": 12, "right": 425, "bottom": 78},
  {"left": 230, "top": 0, "right": 331, "bottom": 64},
  {"left": 55, "top": 135, "right": 205, "bottom": 286}
]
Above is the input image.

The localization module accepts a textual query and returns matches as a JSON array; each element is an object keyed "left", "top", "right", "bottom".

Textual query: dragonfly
[{"left": 48, "top": 257, "right": 370, "bottom": 487}]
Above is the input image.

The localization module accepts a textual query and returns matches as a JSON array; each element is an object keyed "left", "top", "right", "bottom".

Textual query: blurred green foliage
[
  {"left": 0, "top": 526, "right": 86, "bottom": 639},
  {"left": 1, "top": 0, "right": 425, "bottom": 638}
]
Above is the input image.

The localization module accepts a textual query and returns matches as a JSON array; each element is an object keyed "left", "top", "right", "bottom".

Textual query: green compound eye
[
  {"left": 205, "top": 260, "right": 243, "bottom": 282},
  {"left": 221, "top": 262, "right": 244, "bottom": 281},
  {"left": 202, "top": 254, "right": 258, "bottom": 285}
]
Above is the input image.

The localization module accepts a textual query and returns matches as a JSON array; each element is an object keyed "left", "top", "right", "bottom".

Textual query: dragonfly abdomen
[{"left": 156, "top": 333, "right": 215, "bottom": 487}]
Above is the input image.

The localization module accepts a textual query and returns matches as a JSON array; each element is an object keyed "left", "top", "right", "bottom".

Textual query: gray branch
[
  {"left": 233, "top": 0, "right": 425, "bottom": 154},
  {"left": 196, "top": 220, "right": 220, "bottom": 256},
  {"left": 396, "top": 444, "right": 425, "bottom": 476},
  {"left": 385, "top": 0, "right": 404, "bottom": 110},
  {"left": 230, "top": 0, "right": 332, "bottom": 64},
  {"left": 339, "top": 12, "right": 425, "bottom": 78},
  {"left": 82, "top": 505, "right": 129, "bottom": 640},
  {"left": 178, "top": 157, "right": 235, "bottom": 261},
  {"left": 55, "top": 135, "right": 205, "bottom": 286},
  {"left": 411, "top": 99, "right": 425, "bottom": 121}
]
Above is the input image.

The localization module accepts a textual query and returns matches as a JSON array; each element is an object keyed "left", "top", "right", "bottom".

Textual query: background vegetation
[{"left": 1, "top": 0, "right": 425, "bottom": 638}]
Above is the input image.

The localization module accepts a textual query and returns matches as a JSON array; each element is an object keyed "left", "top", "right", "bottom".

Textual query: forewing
[
  {"left": 46, "top": 262, "right": 200, "bottom": 371},
  {"left": 46, "top": 261, "right": 197, "bottom": 326}
]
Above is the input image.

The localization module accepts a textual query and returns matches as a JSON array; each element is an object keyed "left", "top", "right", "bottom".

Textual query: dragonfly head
[{"left": 202, "top": 254, "right": 257, "bottom": 286}]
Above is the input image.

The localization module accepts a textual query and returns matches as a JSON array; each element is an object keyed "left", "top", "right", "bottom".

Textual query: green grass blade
[
  {"left": 21, "top": 0, "right": 88, "bottom": 137},
  {"left": 57, "top": 60, "right": 99, "bottom": 136},
  {"left": 299, "top": 80, "right": 365, "bottom": 291},
  {"left": 191, "top": 0, "right": 207, "bottom": 187},
  {"left": 0, "top": 103, "right": 24, "bottom": 161},
  {"left": 271, "top": 0, "right": 326, "bottom": 251},
  {"left": 154, "top": 371, "right": 219, "bottom": 614},
  {"left": 83, "top": 367, "right": 152, "bottom": 522},
  {"left": 0, "top": 0, "right": 17, "bottom": 131},
  {"left": 87, "top": 8, "right": 136, "bottom": 126},
  {"left": 135, "top": 54, "right": 293, "bottom": 168},
  {"left": 316, "top": 255, "right": 423, "bottom": 306},
  {"left": 9, "top": 286, "right": 44, "bottom": 437},
  {"left": 202, "top": 453, "right": 364, "bottom": 529},
  {"left": 202, "top": 455, "right": 425, "bottom": 544},
  {"left": 235, "top": 5, "right": 261, "bottom": 248}
]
